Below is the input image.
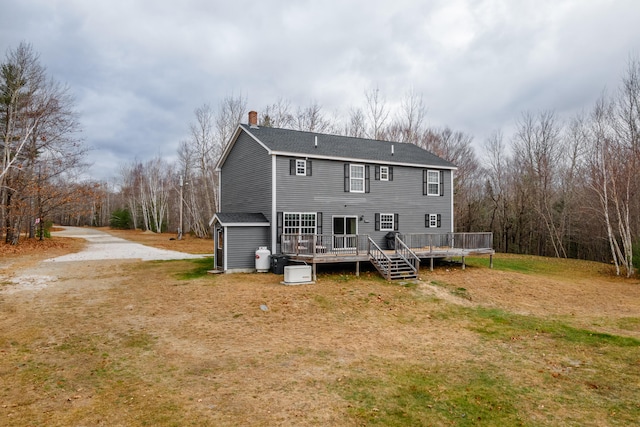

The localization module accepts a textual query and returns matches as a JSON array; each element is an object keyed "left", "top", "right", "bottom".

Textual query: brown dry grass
[
  {"left": 99, "top": 227, "right": 213, "bottom": 254},
  {"left": 1, "top": 232, "right": 639, "bottom": 426}
]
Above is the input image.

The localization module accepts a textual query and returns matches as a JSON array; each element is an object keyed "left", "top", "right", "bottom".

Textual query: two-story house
[{"left": 210, "top": 111, "right": 493, "bottom": 280}]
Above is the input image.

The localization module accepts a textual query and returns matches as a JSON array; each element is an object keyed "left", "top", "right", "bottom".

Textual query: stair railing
[
  {"left": 395, "top": 235, "right": 420, "bottom": 274},
  {"left": 368, "top": 236, "right": 392, "bottom": 280}
]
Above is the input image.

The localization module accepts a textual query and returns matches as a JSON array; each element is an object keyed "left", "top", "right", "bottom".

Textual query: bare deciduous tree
[
  {"left": 364, "top": 86, "right": 390, "bottom": 140},
  {"left": 1, "top": 42, "right": 85, "bottom": 244}
]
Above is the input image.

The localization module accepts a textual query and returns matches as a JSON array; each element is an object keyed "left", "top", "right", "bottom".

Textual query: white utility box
[{"left": 283, "top": 265, "right": 313, "bottom": 285}]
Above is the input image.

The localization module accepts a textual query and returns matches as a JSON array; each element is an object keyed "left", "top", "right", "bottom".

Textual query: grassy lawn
[{"left": 1, "top": 243, "right": 639, "bottom": 426}]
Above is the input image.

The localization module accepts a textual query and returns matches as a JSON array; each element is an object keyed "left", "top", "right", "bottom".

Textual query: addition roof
[
  {"left": 218, "top": 124, "right": 457, "bottom": 170},
  {"left": 208, "top": 212, "right": 270, "bottom": 227}
]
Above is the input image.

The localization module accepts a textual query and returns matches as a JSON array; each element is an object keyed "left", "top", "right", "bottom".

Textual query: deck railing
[
  {"left": 281, "top": 232, "right": 493, "bottom": 257},
  {"left": 281, "top": 234, "right": 370, "bottom": 256},
  {"left": 400, "top": 232, "right": 493, "bottom": 252}
]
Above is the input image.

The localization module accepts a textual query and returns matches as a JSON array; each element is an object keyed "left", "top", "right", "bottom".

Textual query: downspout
[
  {"left": 450, "top": 169, "right": 455, "bottom": 233},
  {"left": 223, "top": 225, "right": 228, "bottom": 271},
  {"left": 271, "top": 154, "right": 277, "bottom": 253}
]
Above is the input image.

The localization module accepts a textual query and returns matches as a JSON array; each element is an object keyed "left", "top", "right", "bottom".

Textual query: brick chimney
[{"left": 248, "top": 111, "right": 258, "bottom": 128}]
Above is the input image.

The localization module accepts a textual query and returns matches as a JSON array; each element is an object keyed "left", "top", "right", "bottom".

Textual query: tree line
[
  {"left": 116, "top": 57, "right": 640, "bottom": 276},
  {"left": 3, "top": 41, "right": 638, "bottom": 276}
]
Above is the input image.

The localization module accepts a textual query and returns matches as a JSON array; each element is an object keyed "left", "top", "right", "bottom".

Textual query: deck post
[
  {"left": 430, "top": 257, "right": 434, "bottom": 271},
  {"left": 312, "top": 262, "right": 317, "bottom": 281},
  {"left": 462, "top": 256, "right": 466, "bottom": 270},
  {"left": 356, "top": 261, "right": 360, "bottom": 277},
  {"left": 490, "top": 254, "right": 493, "bottom": 269}
]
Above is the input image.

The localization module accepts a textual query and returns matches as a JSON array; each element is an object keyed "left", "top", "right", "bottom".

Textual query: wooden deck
[{"left": 282, "top": 233, "right": 495, "bottom": 280}]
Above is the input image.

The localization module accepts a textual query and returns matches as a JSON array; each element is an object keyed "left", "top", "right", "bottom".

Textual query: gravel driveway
[{"left": 45, "top": 226, "right": 208, "bottom": 262}]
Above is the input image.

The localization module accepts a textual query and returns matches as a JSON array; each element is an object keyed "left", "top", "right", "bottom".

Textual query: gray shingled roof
[
  {"left": 210, "top": 212, "right": 269, "bottom": 226},
  {"left": 239, "top": 124, "right": 456, "bottom": 169}
]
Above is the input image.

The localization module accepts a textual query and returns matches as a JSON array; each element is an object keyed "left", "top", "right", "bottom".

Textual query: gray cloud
[{"left": 1, "top": 0, "right": 638, "bottom": 180}]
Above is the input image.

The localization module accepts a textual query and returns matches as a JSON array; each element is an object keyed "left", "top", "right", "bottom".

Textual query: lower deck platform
[{"left": 286, "top": 247, "right": 495, "bottom": 280}]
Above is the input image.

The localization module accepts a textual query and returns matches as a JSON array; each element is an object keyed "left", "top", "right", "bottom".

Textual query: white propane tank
[{"left": 255, "top": 246, "right": 271, "bottom": 272}]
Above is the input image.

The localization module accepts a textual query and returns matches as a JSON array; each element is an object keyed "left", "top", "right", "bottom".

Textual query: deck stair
[{"left": 368, "top": 237, "right": 418, "bottom": 280}]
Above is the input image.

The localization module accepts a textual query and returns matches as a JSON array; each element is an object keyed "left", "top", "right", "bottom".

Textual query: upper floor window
[
  {"left": 350, "top": 164, "right": 364, "bottom": 193},
  {"left": 375, "top": 165, "right": 393, "bottom": 181},
  {"left": 380, "top": 166, "right": 389, "bottom": 181},
  {"left": 344, "top": 163, "right": 370, "bottom": 193},
  {"left": 290, "top": 158, "right": 312, "bottom": 176},
  {"left": 296, "top": 159, "right": 306, "bottom": 175},
  {"left": 423, "top": 169, "right": 442, "bottom": 196}
]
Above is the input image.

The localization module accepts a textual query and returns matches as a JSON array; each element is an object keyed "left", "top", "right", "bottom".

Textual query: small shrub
[
  {"left": 36, "top": 220, "right": 53, "bottom": 239},
  {"left": 110, "top": 208, "right": 132, "bottom": 229}
]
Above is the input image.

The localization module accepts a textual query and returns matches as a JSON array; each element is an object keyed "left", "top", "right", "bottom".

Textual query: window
[
  {"left": 296, "top": 159, "right": 306, "bottom": 175},
  {"left": 283, "top": 212, "right": 317, "bottom": 235},
  {"left": 289, "top": 158, "right": 312, "bottom": 176},
  {"left": 345, "top": 164, "right": 370, "bottom": 193},
  {"left": 424, "top": 170, "right": 441, "bottom": 196},
  {"left": 375, "top": 165, "right": 393, "bottom": 181},
  {"left": 379, "top": 213, "right": 394, "bottom": 231},
  {"left": 380, "top": 166, "right": 389, "bottom": 181},
  {"left": 350, "top": 164, "right": 365, "bottom": 193},
  {"left": 425, "top": 213, "right": 441, "bottom": 228}
]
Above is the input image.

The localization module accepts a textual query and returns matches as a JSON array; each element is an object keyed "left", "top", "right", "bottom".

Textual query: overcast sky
[{"left": 2, "top": 0, "right": 639, "bottom": 180}]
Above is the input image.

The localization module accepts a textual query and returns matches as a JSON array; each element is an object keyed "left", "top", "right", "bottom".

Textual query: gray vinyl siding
[
  {"left": 276, "top": 156, "right": 452, "bottom": 248},
  {"left": 227, "top": 226, "right": 270, "bottom": 270},
  {"left": 220, "top": 131, "right": 272, "bottom": 223}
]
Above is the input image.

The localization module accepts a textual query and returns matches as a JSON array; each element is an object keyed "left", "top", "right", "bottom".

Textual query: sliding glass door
[{"left": 333, "top": 216, "right": 357, "bottom": 249}]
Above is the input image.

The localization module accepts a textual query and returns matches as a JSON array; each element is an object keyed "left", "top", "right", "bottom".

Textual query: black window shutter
[
  {"left": 437, "top": 214, "right": 442, "bottom": 228},
  {"left": 316, "top": 212, "right": 322, "bottom": 234},
  {"left": 307, "top": 160, "right": 312, "bottom": 176},
  {"left": 394, "top": 213, "right": 399, "bottom": 231},
  {"left": 290, "top": 159, "right": 295, "bottom": 175},
  {"left": 440, "top": 170, "right": 444, "bottom": 196},
  {"left": 277, "top": 212, "right": 283, "bottom": 243},
  {"left": 344, "top": 164, "right": 350, "bottom": 192},
  {"left": 425, "top": 214, "right": 429, "bottom": 228},
  {"left": 423, "top": 170, "right": 428, "bottom": 195},
  {"left": 365, "top": 165, "right": 370, "bottom": 193},
  {"left": 389, "top": 166, "right": 393, "bottom": 181},
  {"left": 375, "top": 165, "right": 380, "bottom": 180},
  {"left": 375, "top": 213, "right": 380, "bottom": 231}
]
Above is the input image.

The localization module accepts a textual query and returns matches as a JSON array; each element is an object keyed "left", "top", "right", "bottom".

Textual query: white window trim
[
  {"left": 427, "top": 170, "right": 440, "bottom": 196},
  {"left": 283, "top": 212, "right": 317, "bottom": 235},
  {"left": 429, "top": 214, "right": 438, "bottom": 228},
  {"left": 296, "top": 159, "right": 306, "bottom": 176},
  {"left": 380, "top": 166, "right": 389, "bottom": 181},
  {"left": 350, "top": 164, "right": 365, "bottom": 193},
  {"left": 379, "top": 213, "right": 394, "bottom": 231}
]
